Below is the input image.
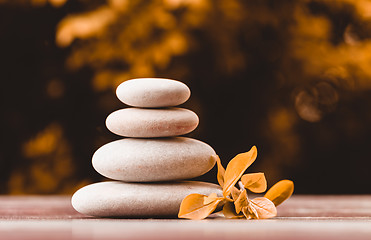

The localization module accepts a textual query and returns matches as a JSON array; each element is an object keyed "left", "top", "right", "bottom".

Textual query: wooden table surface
[{"left": 1, "top": 195, "right": 371, "bottom": 240}]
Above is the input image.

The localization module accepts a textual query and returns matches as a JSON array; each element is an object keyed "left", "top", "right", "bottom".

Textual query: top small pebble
[{"left": 116, "top": 78, "right": 191, "bottom": 108}]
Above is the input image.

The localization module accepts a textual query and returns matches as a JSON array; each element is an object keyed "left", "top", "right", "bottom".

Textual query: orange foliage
[{"left": 179, "top": 147, "right": 293, "bottom": 220}]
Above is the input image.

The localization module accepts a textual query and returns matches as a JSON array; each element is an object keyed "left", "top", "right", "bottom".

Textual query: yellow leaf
[
  {"left": 230, "top": 186, "right": 241, "bottom": 202},
  {"left": 264, "top": 180, "right": 294, "bottom": 206},
  {"left": 222, "top": 146, "right": 258, "bottom": 197},
  {"left": 213, "top": 155, "right": 225, "bottom": 188},
  {"left": 241, "top": 172, "right": 267, "bottom": 193},
  {"left": 178, "top": 193, "right": 223, "bottom": 220},
  {"left": 222, "top": 201, "right": 244, "bottom": 219},
  {"left": 234, "top": 189, "right": 248, "bottom": 214},
  {"left": 203, "top": 192, "right": 218, "bottom": 205},
  {"left": 242, "top": 206, "right": 253, "bottom": 220},
  {"left": 249, "top": 197, "right": 277, "bottom": 219}
]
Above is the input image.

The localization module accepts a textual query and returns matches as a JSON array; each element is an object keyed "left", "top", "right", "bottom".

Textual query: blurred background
[{"left": 1, "top": 0, "right": 370, "bottom": 195}]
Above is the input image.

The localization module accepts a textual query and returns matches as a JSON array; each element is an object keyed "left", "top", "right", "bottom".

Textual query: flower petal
[
  {"left": 264, "top": 180, "right": 294, "bottom": 206},
  {"left": 223, "top": 201, "right": 244, "bottom": 219},
  {"left": 178, "top": 193, "right": 223, "bottom": 220},
  {"left": 223, "top": 146, "right": 258, "bottom": 197},
  {"left": 203, "top": 192, "right": 218, "bottom": 205},
  {"left": 242, "top": 206, "right": 254, "bottom": 219},
  {"left": 241, "top": 172, "right": 267, "bottom": 193},
  {"left": 213, "top": 155, "right": 225, "bottom": 188},
  {"left": 234, "top": 189, "right": 248, "bottom": 214},
  {"left": 249, "top": 197, "right": 277, "bottom": 219},
  {"left": 230, "top": 186, "right": 241, "bottom": 202}
]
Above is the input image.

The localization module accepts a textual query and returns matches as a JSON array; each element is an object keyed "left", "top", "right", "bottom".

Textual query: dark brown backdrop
[{"left": 1, "top": 0, "right": 370, "bottom": 194}]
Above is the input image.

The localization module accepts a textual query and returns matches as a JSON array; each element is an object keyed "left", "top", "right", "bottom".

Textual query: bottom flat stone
[{"left": 71, "top": 181, "right": 222, "bottom": 217}]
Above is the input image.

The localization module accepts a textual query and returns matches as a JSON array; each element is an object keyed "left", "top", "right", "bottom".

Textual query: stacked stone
[{"left": 72, "top": 78, "right": 221, "bottom": 217}]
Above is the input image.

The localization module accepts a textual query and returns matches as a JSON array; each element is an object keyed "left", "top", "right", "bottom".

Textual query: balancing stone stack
[{"left": 72, "top": 78, "right": 221, "bottom": 217}]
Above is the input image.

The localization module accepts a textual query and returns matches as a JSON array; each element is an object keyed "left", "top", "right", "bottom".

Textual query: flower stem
[{"left": 238, "top": 181, "right": 244, "bottom": 191}]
